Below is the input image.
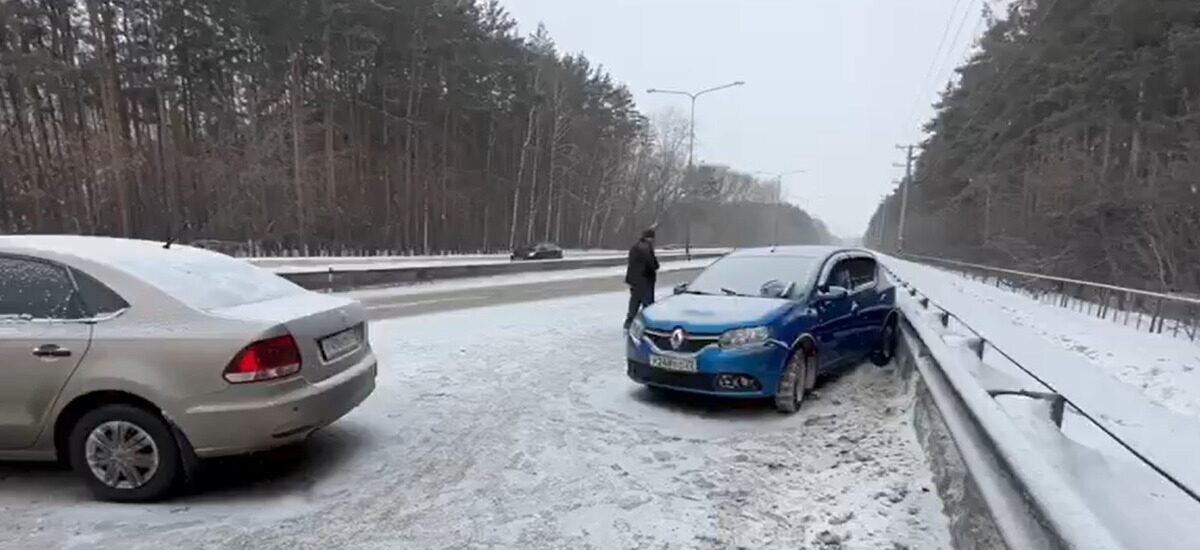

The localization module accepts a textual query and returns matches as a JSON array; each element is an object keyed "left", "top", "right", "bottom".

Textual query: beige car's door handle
[{"left": 32, "top": 344, "right": 72, "bottom": 358}]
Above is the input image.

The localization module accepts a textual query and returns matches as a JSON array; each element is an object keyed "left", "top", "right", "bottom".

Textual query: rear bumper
[{"left": 179, "top": 352, "right": 377, "bottom": 458}]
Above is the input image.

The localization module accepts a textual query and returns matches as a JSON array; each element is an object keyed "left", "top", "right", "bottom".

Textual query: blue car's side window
[{"left": 846, "top": 257, "right": 877, "bottom": 294}]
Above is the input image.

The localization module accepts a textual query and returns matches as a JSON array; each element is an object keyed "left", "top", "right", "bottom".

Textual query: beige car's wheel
[{"left": 69, "top": 404, "right": 182, "bottom": 502}]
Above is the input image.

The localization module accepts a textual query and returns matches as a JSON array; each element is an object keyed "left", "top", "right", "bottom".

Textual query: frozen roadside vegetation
[
  {"left": 0, "top": 291, "right": 949, "bottom": 550},
  {"left": 884, "top": 257, "right": 1200, "bottom": 419}
]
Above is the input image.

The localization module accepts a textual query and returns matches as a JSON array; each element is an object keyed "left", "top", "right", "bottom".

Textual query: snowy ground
[
  {"left": 0, "top": 291, "right": 949, "bottom": 550},
  {"left": 884, "top": 257, "right": 1200, "bottom": 419}
]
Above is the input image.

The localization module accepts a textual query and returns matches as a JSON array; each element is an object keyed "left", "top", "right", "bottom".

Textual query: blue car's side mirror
[
  {"left": 815, "top": 286, "right": 849, "bottom": 302},
  {"left": 673, "top": 283, "right": 689, "bottom": 295}
]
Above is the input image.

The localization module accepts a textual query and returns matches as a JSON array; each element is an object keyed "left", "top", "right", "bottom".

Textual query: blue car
[{"left": 626, "top": 246, "right": 899, "bottom": 413}]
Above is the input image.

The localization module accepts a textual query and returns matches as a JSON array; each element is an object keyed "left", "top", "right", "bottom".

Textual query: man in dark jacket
[{"left": 624, "top": 228, "right": 660, "bottom": 329}]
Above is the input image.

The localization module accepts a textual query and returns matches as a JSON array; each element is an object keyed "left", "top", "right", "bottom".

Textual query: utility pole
[{"left": 893, "top": 145, "right": 916, "bottom": 254}]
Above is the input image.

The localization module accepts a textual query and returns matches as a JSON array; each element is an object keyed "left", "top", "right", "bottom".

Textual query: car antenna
[{"left": 163, "top": 220, "right": 191, "bottom": 249}]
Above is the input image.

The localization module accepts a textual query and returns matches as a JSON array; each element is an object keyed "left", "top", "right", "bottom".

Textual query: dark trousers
[{"left": 625, "top": 282, "right": 655, "bottom": 327}]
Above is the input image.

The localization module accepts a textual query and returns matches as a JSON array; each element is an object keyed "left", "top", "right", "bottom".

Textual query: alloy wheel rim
[{"left": 85, "top": 420, "right": 160, "bottom": 490}]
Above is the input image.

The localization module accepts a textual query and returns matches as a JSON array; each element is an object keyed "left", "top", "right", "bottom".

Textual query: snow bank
[
  {"left": 887, "top": 256, "right": 1200, "bottom": 548},
  {"left": 893, "top": 258, "right": 1200, "bottom": 418}
]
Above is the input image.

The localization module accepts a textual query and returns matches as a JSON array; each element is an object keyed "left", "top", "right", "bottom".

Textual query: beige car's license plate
[
  {"left": 320, "top": 326, "right": 362, "bottom": 361},
  {"left": 649, "top": 355, "right": 697, "bottom": 373}
]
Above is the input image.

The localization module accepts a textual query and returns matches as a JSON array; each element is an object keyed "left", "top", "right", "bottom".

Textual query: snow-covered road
[{"left": 0, "top": 291, "right": 949, "bottom": 550}]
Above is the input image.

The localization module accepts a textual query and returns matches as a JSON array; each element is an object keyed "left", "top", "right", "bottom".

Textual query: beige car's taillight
[{"left": 224, "top": 335, "right": 302, "bottom": 383}]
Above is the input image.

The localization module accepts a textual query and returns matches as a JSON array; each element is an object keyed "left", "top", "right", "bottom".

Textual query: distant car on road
[
  {"left": 626, "top": 246, "right": 897, "bottom": 413},
  {"left": 0, "top": 236, "right": 377, "bottom": 502},
  {"left": 511, "top": 242, "right": 564, "bottom": 261}
]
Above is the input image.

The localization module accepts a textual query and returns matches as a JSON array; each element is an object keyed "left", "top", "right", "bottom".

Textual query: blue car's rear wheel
[{"left": 775, "top": 347, "right": 815, "bottom": 414}]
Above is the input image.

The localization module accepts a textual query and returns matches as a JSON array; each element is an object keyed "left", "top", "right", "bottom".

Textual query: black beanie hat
[{"left": 641, "top": 228, "right": 656, "bottom": 239}]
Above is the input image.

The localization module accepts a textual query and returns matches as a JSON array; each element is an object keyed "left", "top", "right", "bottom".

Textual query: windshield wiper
[{"left": 720, "top": 288, "right": 741, "bottom": 296}]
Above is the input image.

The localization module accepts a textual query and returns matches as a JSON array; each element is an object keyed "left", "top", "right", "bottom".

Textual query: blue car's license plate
[{"left": 649, "top": 355, "right": 697, "bottom": 373}]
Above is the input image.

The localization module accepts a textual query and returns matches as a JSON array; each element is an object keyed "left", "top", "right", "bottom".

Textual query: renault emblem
[{"left": 670, "top": 328, "right": 686, "bottom": 350}]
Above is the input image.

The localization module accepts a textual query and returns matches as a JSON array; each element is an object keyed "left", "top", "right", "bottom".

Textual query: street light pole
[
  {"left": 646, "top": 81, "right": 745, "bottom": 258},
  {"left": 647, "top": 81, "right": 745, "bottom": 168},
  {"left": 754, "top": 170, "right": 806, "bottom": 247},
  {"left": 688, "top": 96, "right": 697, "bottom": 167}
]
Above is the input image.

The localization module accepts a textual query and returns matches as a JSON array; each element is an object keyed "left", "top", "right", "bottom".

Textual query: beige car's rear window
[{"left": 112, "top": 248, "right": 304, "bottom": 310}]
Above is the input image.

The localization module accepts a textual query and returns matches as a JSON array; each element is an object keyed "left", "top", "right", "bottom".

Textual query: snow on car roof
[
  {"left": 0, "top": 235, "right": 304, "bottom": 310},
  {"left": 0, "top": 234, "right": 204, "bottom": 260}
]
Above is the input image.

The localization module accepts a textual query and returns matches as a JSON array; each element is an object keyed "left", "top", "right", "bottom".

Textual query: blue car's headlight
[
  {"left": 719, "top": 326, "right": 771, "bottom": 349},
  {"left": 628, "top": 317, "right": 645, "bottom": 343}
]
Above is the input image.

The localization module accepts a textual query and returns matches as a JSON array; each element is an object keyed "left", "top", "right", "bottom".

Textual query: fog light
[{"left": 716, "top": 374, "right": 760, "bottom": 391}]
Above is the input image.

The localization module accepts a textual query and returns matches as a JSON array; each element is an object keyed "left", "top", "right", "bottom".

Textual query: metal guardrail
[
  {"left": 901, "top": 253, "right": 1200, "bottom": 341},
  {"left": 275, "top": 251, "right": 728, "bottom": 292},
  {"left": 889, "top": 267, "right": 1126, "bottom": 550},
  {"left": 885, "top": 256, "right": 1200, "bottom": 549}
]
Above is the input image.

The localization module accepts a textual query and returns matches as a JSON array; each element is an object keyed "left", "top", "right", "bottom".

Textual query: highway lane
[{"left": 356, "top": 269, "right": 702, "bottom": 319}]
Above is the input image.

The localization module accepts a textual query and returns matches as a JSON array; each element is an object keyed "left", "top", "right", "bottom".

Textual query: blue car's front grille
[
  {"left": 627, "top": 360, "right": 717, "bottom": 391},
  {"left": 644, "top": 331, "right": 718, "bottom": 353}
]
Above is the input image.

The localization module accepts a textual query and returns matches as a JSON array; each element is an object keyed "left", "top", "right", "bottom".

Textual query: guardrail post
[
  {"left": 327, "top": 267, "right": 334, "bottom": 293},
  {"left": 988, "top": 390, "right": 1067, "bottom": 429},
  {"left": 1049, "top": 394, "right": 1066, "bottom": 428},
  {"left": 1152, "top": 298, "right": 1165, "bottom": 334},
  {"left": 966, "top": 336, "right": 986, "bottom": 359}
]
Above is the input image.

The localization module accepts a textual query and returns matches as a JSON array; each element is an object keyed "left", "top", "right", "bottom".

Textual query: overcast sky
[{"left": 499, "top": 0, "right": 995, "bottom": 238}]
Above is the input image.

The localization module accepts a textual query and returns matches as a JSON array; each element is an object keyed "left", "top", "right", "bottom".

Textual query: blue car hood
[{"left": 642, "top": 294, "right": 793, "bottom": 333}]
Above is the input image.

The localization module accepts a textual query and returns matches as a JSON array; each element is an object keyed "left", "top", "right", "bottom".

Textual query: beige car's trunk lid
[{"left": 211, "top": 292, "right": 368, "bottom": 383}]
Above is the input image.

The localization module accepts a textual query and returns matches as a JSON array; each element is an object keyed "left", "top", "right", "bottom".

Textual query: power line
[
  {"left": 922, "top": 0, "right": 1064, "bottom": 214},
  {"left": 930, "top": 3, "right": 989, "bottom": 106},
  {"left": 953, "top": 0, "right": 1062, "bottom": 139},
  {"left": 901, "top": 0, "right": 978, "bottom": 139}
]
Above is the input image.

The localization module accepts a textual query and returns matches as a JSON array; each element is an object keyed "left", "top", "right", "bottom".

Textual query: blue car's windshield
[{"left": 687, "top": 255, "right": 820, "bottom": 298}]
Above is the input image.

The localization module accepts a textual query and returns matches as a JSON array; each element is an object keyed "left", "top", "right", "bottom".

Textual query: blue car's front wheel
[
  {"left": 775, "top": 347, "right": 816, "bottom": 414},
  {"left": 871, "top": 317, "right": 899, "bottom": 367}
]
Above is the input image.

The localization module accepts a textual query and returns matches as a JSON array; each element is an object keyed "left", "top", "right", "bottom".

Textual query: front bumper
[
  {"left": 625, "top": 336, "right": 788, "bottom": 397},
  {"left": 178, "top": 351, "right": 378, "bottom": 458}
]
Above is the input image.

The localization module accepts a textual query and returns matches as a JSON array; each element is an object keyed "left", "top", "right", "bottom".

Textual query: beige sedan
[{"left": 0, "top": 236, "right": 377, "bottom": 502}]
